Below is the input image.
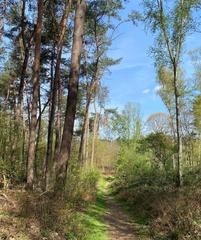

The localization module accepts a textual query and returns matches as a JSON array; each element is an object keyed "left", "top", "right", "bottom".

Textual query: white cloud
[
  {"left": 154, "top": 85, "right": 162, "bottom": 93},
  {"left": 142, "top": 88, "right": 151, "bottom": 94}
]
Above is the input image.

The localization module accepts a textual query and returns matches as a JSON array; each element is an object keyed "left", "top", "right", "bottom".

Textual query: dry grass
[
  {"left": 151, "top": 188, "right": 201, "bottom": 239},
  {"left": 0, "top": 189, "right": 72, "bottom": 240},
  {"left": 117, "top": 186, "right": 201, "bottom": 239}
]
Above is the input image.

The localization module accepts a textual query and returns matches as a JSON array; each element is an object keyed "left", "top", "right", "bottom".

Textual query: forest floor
[
  {"left": 0, "top": 176, "right": 151, "bottom": 240},
  {"left": 101, "top": 176, "right": 151, "bottom": 240}
]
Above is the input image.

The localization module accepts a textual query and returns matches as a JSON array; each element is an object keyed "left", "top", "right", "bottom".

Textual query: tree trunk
[
  {"left": 91, "top": 97, "right": 98, "bottom": 167},
  {"left": 35, "top": 86, "right": 42, "bottom": 180},
  {"left": 16, "top": 47, "right": 30, "bottom": 120},
  {"left": 26, "top": 0, "right": 43, "bottom": 190},
  {"left": 45, "top": 1, "right": 72, "bottom": 190},
  {"left": 173, "top": 63, "right": 183, "bottom": 187},
  {"left": 54, "top": 75, "right": 62, "bottom": 158},
  {"left": 25, "top": 80, "right": 31, "bottom": 130},
  {"left": 85, "top": 114, "right": 90, "bottom": 162},
  {"left": 45, "top": 43, "right": 56, "bottom": 190},
  {"left": 54, "top": 0, "right": 72, "bottom": 161},
  {"left": 78, "top": 60, "right": 99, "bottom": 163},
  {"left": 78, "top": 92, "right": 91, "bottom": 163},
  {"left": 16, "top": 0, "right": 34, "bottom": 120},
  {"left": 0, "top": 0, "right": 6, "bottom": 41},
  {"left": 55, "top": 0, "right": 86, "bottom": 191}
]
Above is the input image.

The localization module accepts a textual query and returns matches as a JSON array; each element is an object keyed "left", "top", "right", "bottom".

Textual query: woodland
[{"left": 1, "top": 0, "right": 201, "bottom": 239}]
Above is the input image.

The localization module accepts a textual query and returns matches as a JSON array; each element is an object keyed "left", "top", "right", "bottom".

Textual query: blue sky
[{"left": 102, "top": 1, "right": 201, "bottom": 120}]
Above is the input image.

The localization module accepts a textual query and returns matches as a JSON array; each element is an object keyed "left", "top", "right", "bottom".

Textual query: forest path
[{"left": 101, "top": 177, "right": 150, "bottom": 240}]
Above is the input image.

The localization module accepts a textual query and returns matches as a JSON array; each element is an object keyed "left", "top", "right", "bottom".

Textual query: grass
[
  {"left": 66, "top": 177, "right": 109, "bottom": 240},
  {"left": 0, "top": 175, "right": 109, "bottom": 240}
]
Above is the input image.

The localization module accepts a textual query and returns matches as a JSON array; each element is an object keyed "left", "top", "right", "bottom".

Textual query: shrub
[{"left": 65, "top": 164, "right": 100, "bottom": 204}]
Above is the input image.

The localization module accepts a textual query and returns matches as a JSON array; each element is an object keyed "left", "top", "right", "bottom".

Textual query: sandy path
[
  {"left": 104, "top": 196, "right": 138, "bottom": 240},
  {"left": 103, "top": 194, "right": 150, "bottom": 240}
]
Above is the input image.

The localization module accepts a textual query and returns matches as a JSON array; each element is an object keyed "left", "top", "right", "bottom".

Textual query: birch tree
[{"left": 132, "top": 0, "right": 199, "bottom": 186}]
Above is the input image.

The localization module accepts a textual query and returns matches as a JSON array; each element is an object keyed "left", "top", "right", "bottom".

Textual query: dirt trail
[{"left": 102, "top": 182, "right": 150, "bottom": 240}]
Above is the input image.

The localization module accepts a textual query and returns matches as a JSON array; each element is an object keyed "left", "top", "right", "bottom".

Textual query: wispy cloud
[
  {"left": 110, "top": 62, "right": 150, "bottom": 72},
  {"left": 143, "top": 88, "right": 151, "bottom": 94},
  {"left": 154, "top": 85, "right": 162, "bottom": 93}
]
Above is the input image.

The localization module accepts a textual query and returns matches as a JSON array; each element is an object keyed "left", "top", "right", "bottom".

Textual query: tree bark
[
  {"left": 55, "top": 0, "right": 86, "bottom": 191},
  {"left": 78, "top": 91, "right": 90, "bottom": 163},
  {"left": 173, "top": 63, "right": 183, "bottom": 187},
  {"left": 25, "top": 80, "right": 31, "bottom": 130},
  {"left": 35, "top": 86, "right": 42, "bottom": 180},
  {"left": 54, "top": 0, "right": 72, "bottom": 161},
  {"left": 26, "top": 0, "right": 43, "bottom": 190},
  {"left": 91, "top": 97, "right": 98, "bottom": 167},
  {"left": 78, "top": 73, "right": 98, "bottom": 163},
  {"left": 158, "top": 0, "right": 184, "bottom": 187},
  {"left": 54, "top": 75, "right": 62, "bottom": 158},
  {"left": 85, "top": 114, "right": 90, "bottom": 161},
  {"left": 45, "top": 0, "right": 72, "bottom": 190},
  {"left": 0, "top": 0, "right": 6, "bottom": 41},
  {"left": 16, "top": 0, "right": 34, "bottom": 120},
  {"left": 16, "top": 47, "right": 30, "bottom": 120},
  {"left": 45, "top": 43, "right": 56, "bottom": 190}
]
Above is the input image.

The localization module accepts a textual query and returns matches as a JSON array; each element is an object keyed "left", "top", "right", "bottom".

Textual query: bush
[
  {"left": 150, "top": 189, "right": 201, "bottom": 239},
  {"left": 65, "top": 164, "right": 100, "bottom": 204},
  {"left": 183, "top": 166, "right": 201, "bottom": 187},
  {"left": 115, "top": 150, "right": 175, "bottom": 192}
]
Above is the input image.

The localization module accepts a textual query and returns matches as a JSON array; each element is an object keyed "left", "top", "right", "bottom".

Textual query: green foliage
[
  {"left": 108, "top": 102, "right": 141, "bottom": 141},
  {"left": 0, "top": 165, "right": 104, "bottom": 240},
  {"left": 183, "top": 166, "right": 201, "bottom": 186},
  {"left": 0, "top": 112, "right": 26, "bottom": 185},
  {"left": 116, "top": 141, "right": 174, "bottom": 191},
  {"left": 193, "top": 94, "right": 201, "bottom": 133},
  {"left": 117, "top": 140, "right": 145, "bottom": 183},
  {"left": 114, "top": 103, "right": 175, "bottom": 191},
  {"left": 94, "top": 139, "right": 119, "bottom": 169},
  {"left": 136, "top": 0, "right": 198, "bottom": 68},
  {"left": 65, "top": 152, "right": 100, "bottom": 204},
  {"left": 142, "top": 132, "right": 175, "bottom": 172}
]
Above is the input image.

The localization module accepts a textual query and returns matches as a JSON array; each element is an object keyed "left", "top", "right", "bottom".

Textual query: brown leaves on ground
[
  {"left": 118, "top": 186, "right": 201, "bottom": 240},
  {"left": 0, "top": 189, "right": 71, "bottom": 240}
]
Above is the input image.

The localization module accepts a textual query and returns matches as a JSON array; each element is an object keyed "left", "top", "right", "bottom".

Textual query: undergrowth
[
  {"left": 0, "top": 168, "right": 108, "bottom": 240},
  {"left": 113, "top": 174, "right": 201, "bottom": 240}
]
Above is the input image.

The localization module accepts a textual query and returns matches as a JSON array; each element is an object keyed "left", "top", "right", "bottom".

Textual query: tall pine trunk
[
  {"left": 16, "top": 47, "right": 30, "bottom": 120},
  {"left": 55, "top": 0, "right": 86, "bottom": 191},
  {"left": 54, "top": 0, "right": 72, "bottom": 161},
  {"left": 16, "top": 0, "right": 33, "bottom": 120},
  {"left": 45, "top": 0, "right": 72, "bottom": 190},
  {"left": 45, "top": 43, "right": 56, "bottom": 190},
  {"left": 26, "top": 0, "right": 43, "bottom": 190}
]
